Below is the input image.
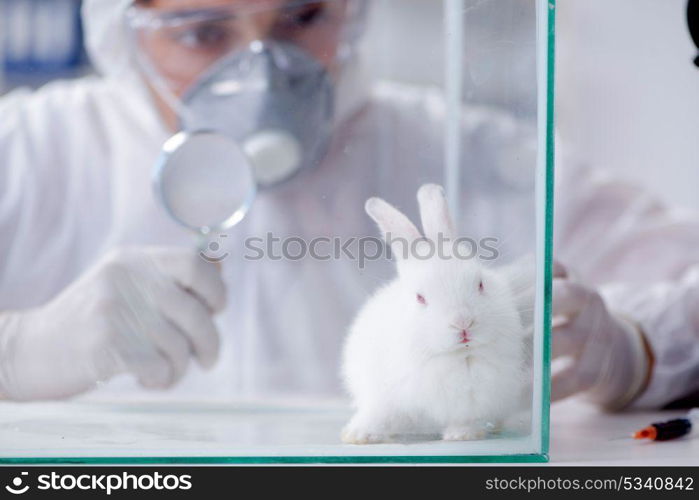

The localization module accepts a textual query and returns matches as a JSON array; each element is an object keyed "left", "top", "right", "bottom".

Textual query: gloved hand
[
  {"left": 0, "top": 247, "right": 227, "bottom": 401},
  {"left": 551, "top": 262, "right": 652, "bottom": 410}
]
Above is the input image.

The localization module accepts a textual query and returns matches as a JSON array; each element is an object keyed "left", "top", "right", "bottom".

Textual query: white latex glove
[
  {"left": 0, "top": 247, "right": 227, "bottom": 401},
  {"left": 551, "top": 262, "right": 652, "bottom": 410}
]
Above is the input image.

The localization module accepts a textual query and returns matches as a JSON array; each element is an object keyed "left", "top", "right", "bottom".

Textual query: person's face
[{"left": 134, "top": 0, "right": 350, "bottom": 96}]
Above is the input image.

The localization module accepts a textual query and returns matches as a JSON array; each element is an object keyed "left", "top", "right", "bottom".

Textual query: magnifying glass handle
[{"left": 195, "top": 231, "right": 211, "bottom": 253}]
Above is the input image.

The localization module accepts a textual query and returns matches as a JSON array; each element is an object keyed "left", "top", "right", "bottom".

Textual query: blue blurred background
[{"left": 1, "top": 0, "right": 87, "bottom": 91}]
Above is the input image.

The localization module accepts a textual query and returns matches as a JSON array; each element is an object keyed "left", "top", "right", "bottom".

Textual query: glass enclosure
[{"left": 0, "top": 0, "right": 554, "bottom": 463}]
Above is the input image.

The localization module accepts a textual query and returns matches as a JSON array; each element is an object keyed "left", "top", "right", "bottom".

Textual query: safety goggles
[{"left": 124, "top": 0, "right": 366, "bottom": 95}]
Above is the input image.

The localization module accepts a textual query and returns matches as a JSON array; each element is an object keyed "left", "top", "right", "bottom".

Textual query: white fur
[{"left": 341, "top": 185, "right": 530, "bottom": 444}]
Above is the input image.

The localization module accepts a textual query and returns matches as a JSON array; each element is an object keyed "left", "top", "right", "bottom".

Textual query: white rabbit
[{"left": 341, "top": 184, "right": 530, "bottom": 444}]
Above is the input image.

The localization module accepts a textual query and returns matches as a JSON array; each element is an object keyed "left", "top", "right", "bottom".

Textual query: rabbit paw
[
  {"left": 341, "top": 413, "right": 392, "bottom": 445},
  {"left": 341, "top": 424, "right": 390, "bottom": 445},
  {"left": 442, "top": 425, "right": 487, "bottom": 441}
]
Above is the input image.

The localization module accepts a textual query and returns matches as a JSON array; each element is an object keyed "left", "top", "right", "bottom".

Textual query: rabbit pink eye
[
  {"left": 478, "top": 280, "right": 484, "bottom": 293},
  {"left": 416, "top": 294, "right": 427, "bottom": 305}
]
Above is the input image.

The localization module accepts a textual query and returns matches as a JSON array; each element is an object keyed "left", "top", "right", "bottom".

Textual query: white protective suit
[{"left": 0, "top": 0, "right": 698, "bottom": 407}]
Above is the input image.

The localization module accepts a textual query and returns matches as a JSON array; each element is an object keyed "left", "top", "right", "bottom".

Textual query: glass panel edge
[
  {"left": 541, "top": 0, "right": 556, "bottom": 458},
  {"left": 0, "top": 454, "right": 550, "bottom": 465}
]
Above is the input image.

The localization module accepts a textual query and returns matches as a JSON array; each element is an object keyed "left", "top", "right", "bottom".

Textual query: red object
[
  {"left": 632, "top": 418, "right": 692, "bottom": 441},
  {"left": 633, "top": 426, "right": 657, "bottom": 440}
]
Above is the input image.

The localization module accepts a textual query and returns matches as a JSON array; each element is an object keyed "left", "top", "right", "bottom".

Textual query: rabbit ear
[
  {"left": 365, "top": 197, "right": 422, "bottom": 259},
  {"left": 417, "top": 184, "right": 455, "bottom": 241}
]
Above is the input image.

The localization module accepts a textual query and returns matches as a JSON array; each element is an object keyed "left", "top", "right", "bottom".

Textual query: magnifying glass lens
[{"left": 155, "top": 132, "right": 257, "bottom": 234}]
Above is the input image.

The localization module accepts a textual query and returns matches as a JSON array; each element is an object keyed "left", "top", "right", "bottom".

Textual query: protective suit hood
[{"left": 82, "top": 0, "right": 135, "bottom": 80}]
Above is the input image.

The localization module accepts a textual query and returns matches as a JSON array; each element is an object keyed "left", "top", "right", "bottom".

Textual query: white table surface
[
  {"left": 0, "top": 398, "right": 538, "bottom": 460},
  {"left": 549, "top": 398, "right": 698, "bottom": 465}
]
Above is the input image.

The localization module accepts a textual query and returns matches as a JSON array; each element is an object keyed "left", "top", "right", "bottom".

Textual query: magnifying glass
[{"left": 154, "top": 131, "right": 257, "bottom": 249}]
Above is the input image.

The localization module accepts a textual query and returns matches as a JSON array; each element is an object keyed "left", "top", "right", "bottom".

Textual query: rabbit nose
[{"left": 451, "top": 317, "right": 474, "bottom": 344}]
